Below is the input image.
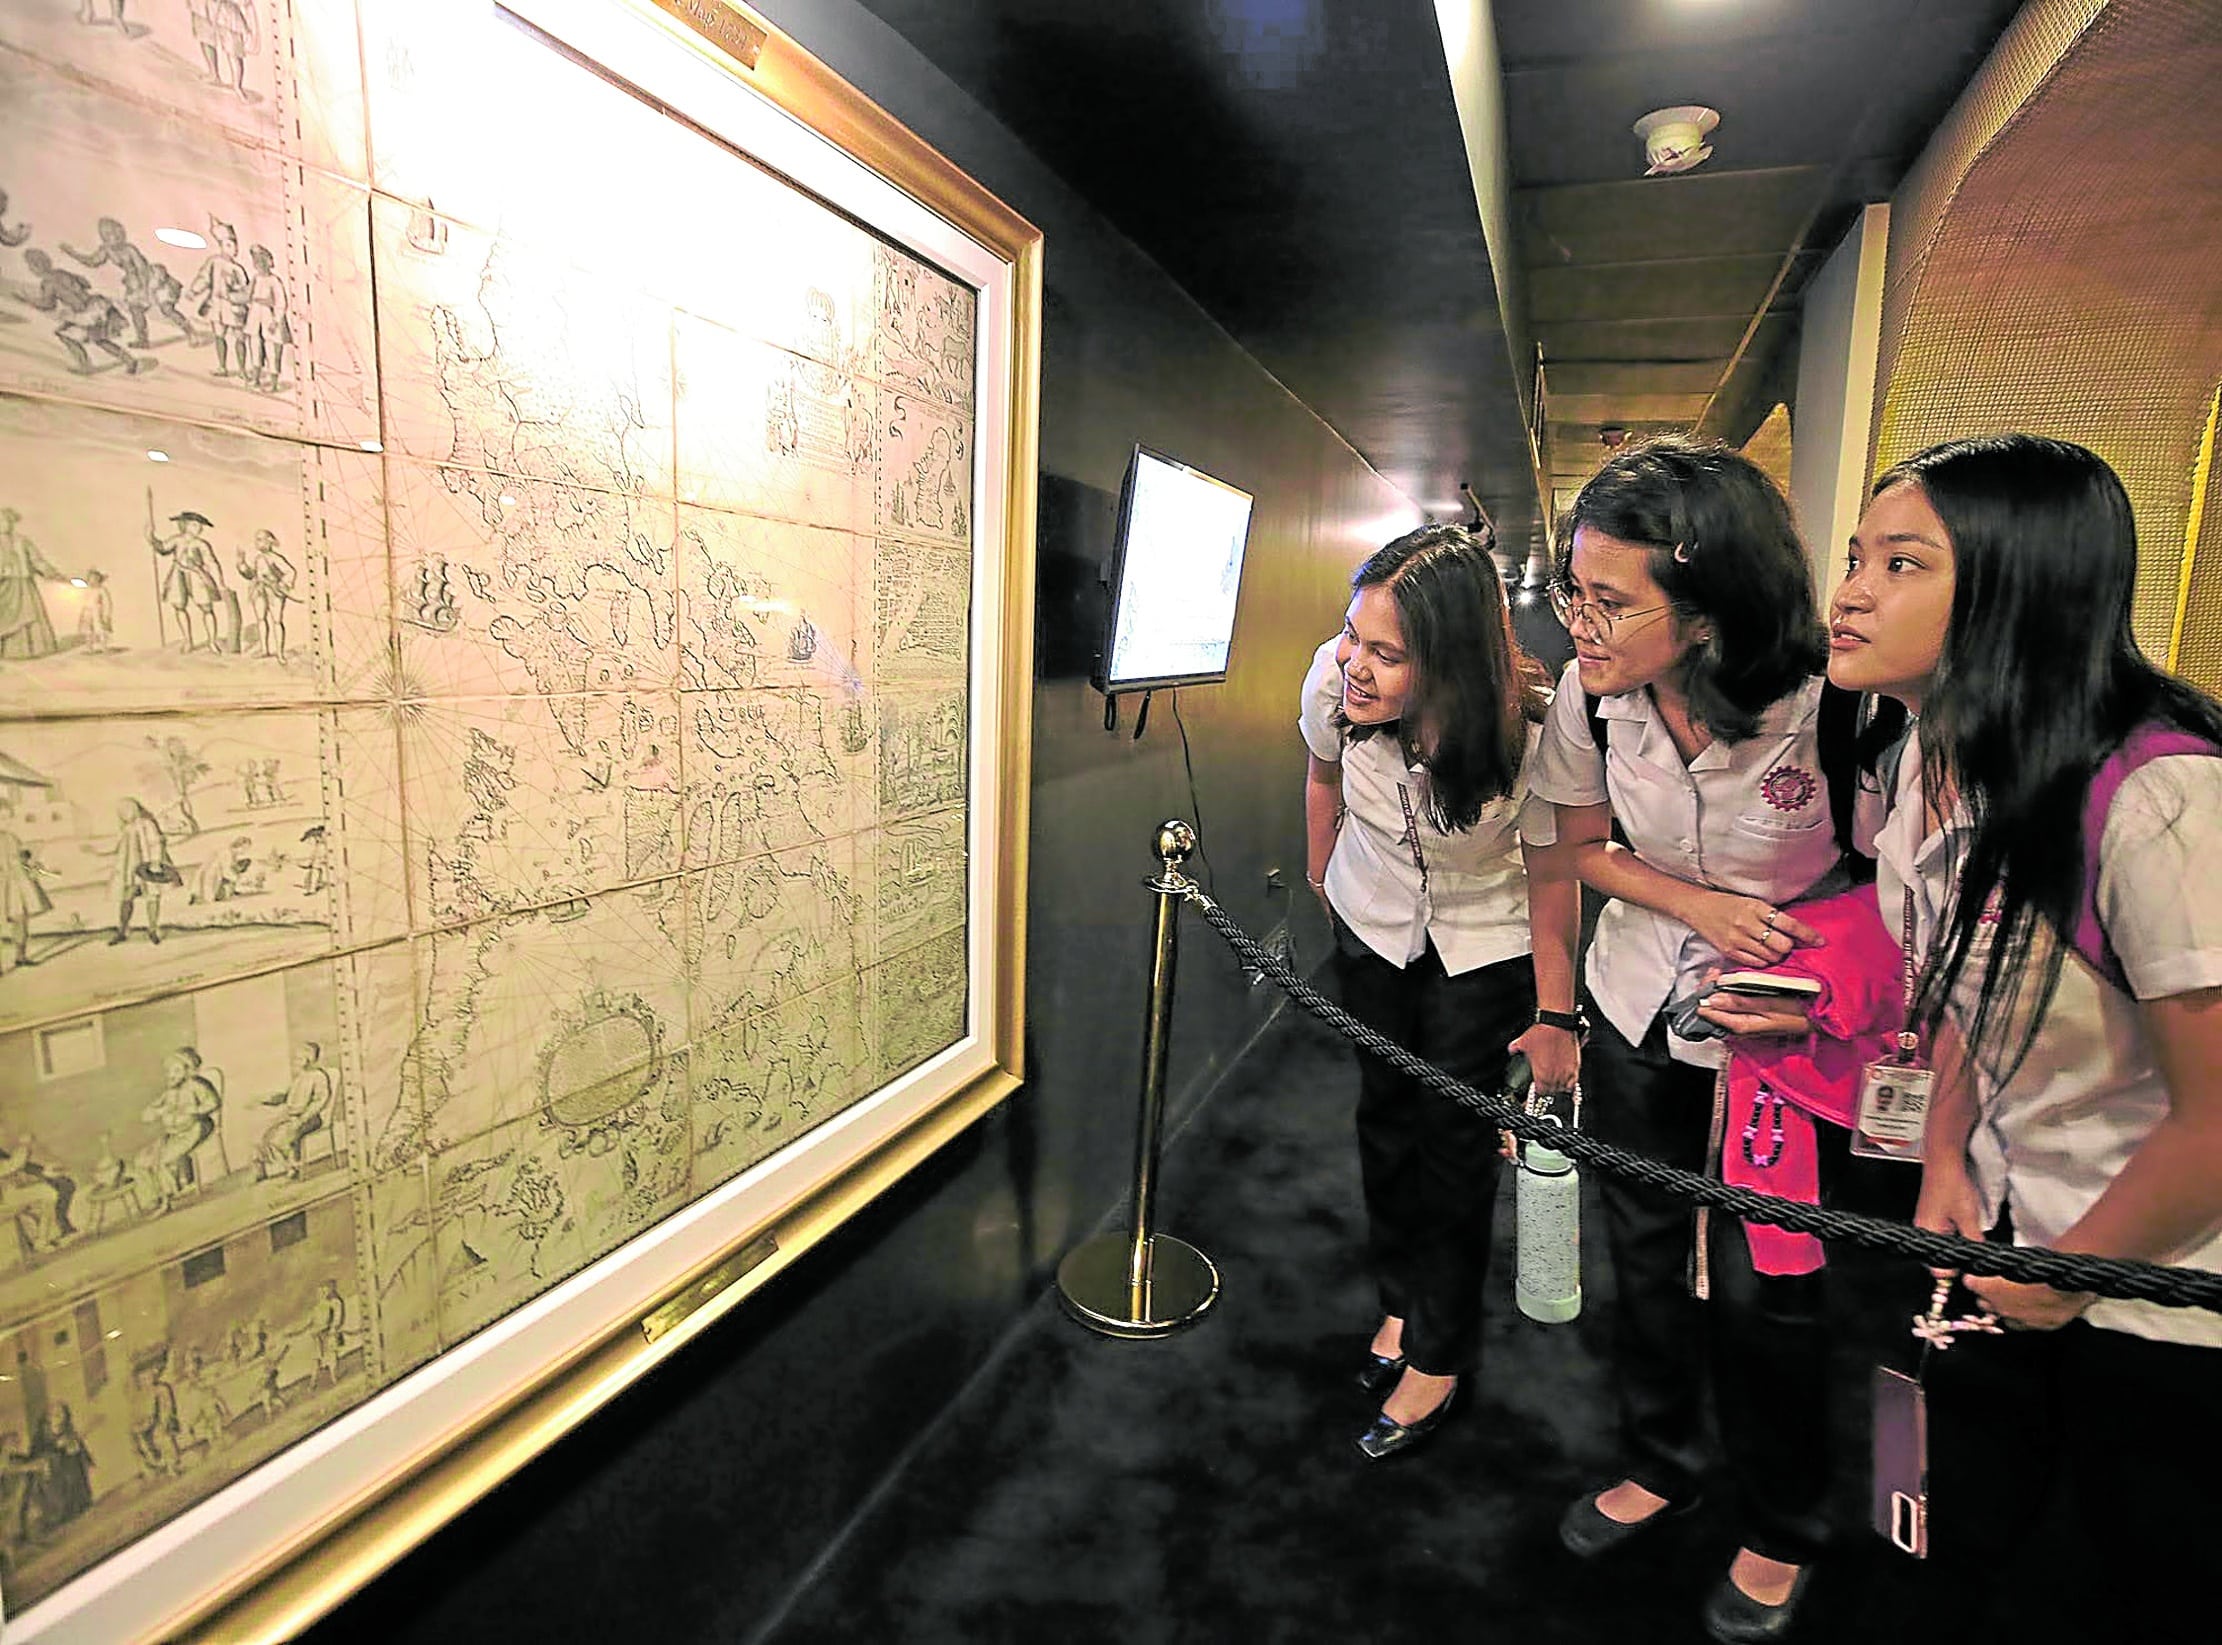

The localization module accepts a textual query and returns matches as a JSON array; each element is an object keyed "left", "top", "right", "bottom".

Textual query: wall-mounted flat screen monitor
[{"left": 1096, "top": 445, "right": 1256, "bottom": 693}]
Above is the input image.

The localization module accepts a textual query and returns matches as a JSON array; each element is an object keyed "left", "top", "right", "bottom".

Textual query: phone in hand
[{"left": 1712, "top": 970, "right": 1823, "bottom": 1001}]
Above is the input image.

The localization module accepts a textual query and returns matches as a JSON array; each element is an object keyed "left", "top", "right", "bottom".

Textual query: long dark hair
[
  {"left": 1554, "top": 433, "right": 1825, "bottom": 741},
  {"left": 1337, "top": 523, "right": 1549, "bottom": 831},
  {"left": 1886, "top": 434, "right": 2222, "bottom": 1079}
]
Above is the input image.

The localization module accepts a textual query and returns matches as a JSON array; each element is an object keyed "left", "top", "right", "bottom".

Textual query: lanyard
[
  {"left": 1895, "top": 886, "right": 1922, "bottom": 1065},
  {"left": 1395, "top": 781, "right": 1431, "bottom": 901}
]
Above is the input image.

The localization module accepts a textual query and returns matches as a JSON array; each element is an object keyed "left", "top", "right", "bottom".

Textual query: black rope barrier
[{"left": 1188, "top": 888, "right": 2222, "bottom": 1313}]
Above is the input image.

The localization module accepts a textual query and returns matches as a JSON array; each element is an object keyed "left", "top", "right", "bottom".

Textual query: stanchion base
[{"left": 1056, "top": 1233, "right": 1220, "bottom": 1338}]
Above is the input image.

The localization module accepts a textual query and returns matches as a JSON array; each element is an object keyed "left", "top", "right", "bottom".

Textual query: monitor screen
[{"left": 1097, "top": 446, "right": 1255, "bottom": 692}]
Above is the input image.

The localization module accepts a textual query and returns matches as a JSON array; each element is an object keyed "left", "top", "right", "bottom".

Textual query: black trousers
[
  {"left": 1921, "top": 1281, "right": 2222, "bottom": 1638},
  {"left": 1332, "top": 923, "right": 1534, "bottom": 1377},
  {"left": 1584, "top": 1000, "right": 1840, "bottom": 1564}
]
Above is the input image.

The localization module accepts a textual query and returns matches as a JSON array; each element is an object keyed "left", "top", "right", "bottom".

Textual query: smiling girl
[
  {"left": 1829, "top": 434, "right": 2222, "bottom": 1630},
  {"left": 1300, "top": 523, "right": 1580, "bottom": 1461},
  {"left": 1525, "top": 435, "right": 1887, "bottom": 1644}
]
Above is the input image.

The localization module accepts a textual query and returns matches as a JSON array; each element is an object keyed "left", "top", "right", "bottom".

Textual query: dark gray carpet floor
[{"left": 761, "top": 1001, "right": 2091, "bottom": 1645}]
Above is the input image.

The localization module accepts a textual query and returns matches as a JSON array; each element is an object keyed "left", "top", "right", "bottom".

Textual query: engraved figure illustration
[
  {"left": 0, "top": 824, "right": 52, "bottom": 972},
  {"left": 877, "top": 689, "right": 966, "bottom": 818},
  {"left": 295, "top": 824, "right": 327, "bottom": 895},
  {"left": 61, "top": 219, "right": 193, "bottom": 351},
  {"left": 76, "top": 567, "right": 114, "bottom": 653},
  {"left": 870, "top": 927, "right": 966, "bottom": 1084},
  {"left": 187, "top": 0, "right": 261, "bottom": 101},
  {"left": 4, "top": 1402, "right": 96, "bottom": 1546},
  {"left": 252, "top": 1042, "right": 330, "bottom": 1181},
  {"left": 0, "top": 1133, "right": 77, "bottom": 1254},
  {"left": 12, "top": 248, "right": 149, "bottom": 376},
  {"left": 136, "top": 1046, "right": 221, "bottom": 1208},
  {"left": 148, "top": 508, "right": 234, "bottom": 654},
  {"left": 182, "top": 219, "right": 251, "bottom": 381},
  {"left": 0, "top": 396, "right": 386, "bottom": 711},
  {"left": 3, "top": 962, "right": 363, "bottom": 1282},
  {"left": 235, "top": 528, "right": 294, "bottom": 658},
  {"left": 0, "top": 1199, "right": 379, "bottom": 1604},
  {"left": 104, "top": 798, "right": 177, "bottom": 946},
  {"left": 0, "top": 48, "right": 379, "bottom": 445},
  {"left": 242, "top": 244, "right": 290, "bottom": 391},
  {"left": 185, "top": 832, "right": 254, "bottom": 905},
  {"left": 0, "top": 188, "right": 31, "bottom": 249},
  {"left": 872, "top": 540, "right": 969, "bottom": 684},
  {"left": 0, "top": 712, "right": 382, "bottom": 1032},
  {"left": 871, "top": 246, "right": 974, "bottom": 410},
  {"left": 0, "top": 506, "right": 67, "bottom": 658}
]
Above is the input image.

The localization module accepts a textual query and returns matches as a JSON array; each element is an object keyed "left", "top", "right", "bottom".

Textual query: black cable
[
  {"left": 1169, "top": 689, "right": 1215, "bottom": 896},
  {"left": 1186, "top": 889, "right": 2222, "bottom": 1311}
]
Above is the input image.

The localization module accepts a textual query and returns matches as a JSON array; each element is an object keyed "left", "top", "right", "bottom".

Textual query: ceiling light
[
  {"left": 1634, "top": 105, "right": 1719, "bottom": 175},
  {"left": 146, "top": 449, "right": 169, "bottom": 462},
  {"left": 360, "top": 439, "right": 384, "bottom": 452},
  {"left": 155, "top": 226, "right": 207, "bottom": 249}
]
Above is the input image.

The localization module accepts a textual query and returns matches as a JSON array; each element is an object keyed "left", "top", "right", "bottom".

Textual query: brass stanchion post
[{"left": 1055, "top": 820, "right": 1221, "bottom": 1337}]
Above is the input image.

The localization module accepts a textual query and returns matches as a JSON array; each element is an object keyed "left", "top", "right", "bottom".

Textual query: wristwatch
[{"left": 1533, "top": 1006, "right": 1590, "bottom": 1037}]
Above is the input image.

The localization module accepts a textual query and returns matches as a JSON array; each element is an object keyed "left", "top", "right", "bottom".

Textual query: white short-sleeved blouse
[
  {"left": 1526, "top": 661, "right": 1842, "bottom": 1067},
  {"left": 1299, "top": 636, "right": 1554, "bottom": 975}
]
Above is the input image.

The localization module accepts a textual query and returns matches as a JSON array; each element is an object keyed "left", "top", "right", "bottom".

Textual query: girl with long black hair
[
  {"left": 1526, "top": 434, "right": 1884, "bottom": 1645},
  {"left": 1300, "top": 523, "right": 1581, "bottom": 1460},
  {"left": 1827, "top": 434, "right": 2222, "bottom": 1630}
]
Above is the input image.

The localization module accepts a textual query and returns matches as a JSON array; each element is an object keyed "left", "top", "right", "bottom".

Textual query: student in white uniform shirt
[
  {"left": 1525, "top": 436, "right": 1872, "bottom": 1645},
  {"left": 1828, "top": 434, "right": 2222, "bottom": 1633},
  {"left": 1300, "top": 524, "right": 1582, "bottom": 1461}
]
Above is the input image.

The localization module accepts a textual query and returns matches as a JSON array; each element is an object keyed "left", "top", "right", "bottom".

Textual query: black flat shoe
[
  {"left": 1356, "top": 1350, "right": 1405, "bottom": 1396},
  {"left": 1557, "top": 1486, "right": 1704, "bottom": 1558},
  {"left": 1702, "top": 1565, "right": 1813, "bottom": 1644},
  {"left": 1353, "top": 1379, "right": 1458, "bottom": 1461}
]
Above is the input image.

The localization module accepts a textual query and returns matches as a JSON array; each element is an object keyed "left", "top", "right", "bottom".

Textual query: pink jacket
[{"left": 1718, "top": 886, "right": 1903, "bottom": 1274}]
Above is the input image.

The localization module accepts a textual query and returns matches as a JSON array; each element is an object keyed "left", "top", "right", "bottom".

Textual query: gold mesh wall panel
[
  {"left": 2170, "top": 388, "right": 2222, "bottom": 690},
  {"left": 1871, "top": 0, "right": 2222, "bottom": 659},
  {"left": 1873, "top": 0, "right": 2109, "bottom": 417},
  {"left": 1741, "top": 402, "right": 1794, "bottom": 497}
]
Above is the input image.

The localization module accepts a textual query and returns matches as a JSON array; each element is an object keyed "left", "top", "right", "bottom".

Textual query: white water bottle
[{"left": 1515, "top": 1111, "right": 1583, "bottom": 1324}]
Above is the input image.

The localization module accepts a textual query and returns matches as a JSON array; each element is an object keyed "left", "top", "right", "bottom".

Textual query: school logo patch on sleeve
[{"left": 1759, "top": 764, "right": 1820, "bottom": 813}]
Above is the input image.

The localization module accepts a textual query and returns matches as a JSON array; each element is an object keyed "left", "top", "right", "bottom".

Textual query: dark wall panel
[{"left": 303, "top": 3, "right": 1408, "bottom": 1641}]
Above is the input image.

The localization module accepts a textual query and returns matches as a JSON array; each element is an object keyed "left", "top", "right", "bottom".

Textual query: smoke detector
[{"left": 1634, "top": 105, "right": 1719, "bottom": 175}]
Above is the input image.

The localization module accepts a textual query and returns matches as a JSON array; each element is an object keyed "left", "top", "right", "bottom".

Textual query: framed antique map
[{"left": 0, "top": 1, "right": 1039, "bottom": 1636}]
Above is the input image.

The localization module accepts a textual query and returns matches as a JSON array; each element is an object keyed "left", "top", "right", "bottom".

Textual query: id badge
[{"left": 1852, "top": 1061, "right": 1932, "bottom": 1162}]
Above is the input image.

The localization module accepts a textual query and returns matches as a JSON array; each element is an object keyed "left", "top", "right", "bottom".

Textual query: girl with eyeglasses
[
  {"left": 1827, "top": 435, "right": 2222, "bottom": 1633},
  {"left": 1299, "top": 524, "right": 1582, "bottom": 1461},
  {"left": 1525, "top": 435, "right": 1890, "bottom": 1645}
]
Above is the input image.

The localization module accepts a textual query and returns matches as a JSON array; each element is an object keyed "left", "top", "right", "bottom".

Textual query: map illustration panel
[
  {"left": 0, "top": 1, "right": 983, "bottom": 1612},
  {"left": 0, "top": 45, "right": 378, "bottom": 448}
]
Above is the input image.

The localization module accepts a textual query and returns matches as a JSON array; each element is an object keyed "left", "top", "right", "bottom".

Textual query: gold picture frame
[{"left": 0, "top": 2, "right": 1037, "bottom": 1637}]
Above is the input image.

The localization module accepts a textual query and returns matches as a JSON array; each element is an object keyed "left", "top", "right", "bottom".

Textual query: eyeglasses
[{"left": 1548, "top": 582, "right": 1671, "bottom": 640}]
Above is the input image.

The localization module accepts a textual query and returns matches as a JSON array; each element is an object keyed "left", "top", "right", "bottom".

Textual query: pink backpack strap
[{"left": 2076, "top": 723, "right": 2222, "bottom": 992}]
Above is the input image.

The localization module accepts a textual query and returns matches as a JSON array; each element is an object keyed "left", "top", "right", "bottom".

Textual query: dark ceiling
[
  {"left": 1503, "top": 0, "right": 2022, "bottom": 514},
  {"left": 856, "top": 0, "right": 2023, "bottom": 547}
]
